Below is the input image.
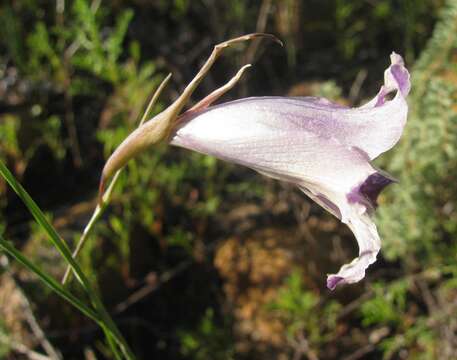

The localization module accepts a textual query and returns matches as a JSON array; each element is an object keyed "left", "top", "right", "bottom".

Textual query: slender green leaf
[
  {"left": 0, "top": 236, "right": 100, "bottom": 322},
  {"left": 0, "top": 160, "right": 93, "bottom": 289},
  {"left": 0, "top": 161, "right": 72, "bottom": 254},
  {"left": 0, "top": 160, "right": 136, "bottom": 359}
]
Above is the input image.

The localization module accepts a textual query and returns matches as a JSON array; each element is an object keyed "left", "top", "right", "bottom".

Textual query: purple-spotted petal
[
  {"left": 300, "top": 171, "right": 387, "bottom": 290},
  {"left": 170, "top": 53, "right": 410, "bottom": 289},
  {"left": 326, "top": 199, "right": 381, "bottom": 290}
]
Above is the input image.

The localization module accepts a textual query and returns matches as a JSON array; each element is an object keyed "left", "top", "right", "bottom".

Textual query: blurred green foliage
[
  {"left": 268, "top": 271, "right": 341, "bottom": 356},
  {"left": 360, "top": 280, "right": 408, "bottom": 327},
  {"left": 333, "top": 0, "right": 436, "bottom": 61},
  {"left": 368, "top": 2, "right": 457, "bottom": 358},
  {"left": 0, "top": 320, "right": 11, "bottom": 359},
  {"left": 178, "top": 308, "right": 234, "bottom": 360}
]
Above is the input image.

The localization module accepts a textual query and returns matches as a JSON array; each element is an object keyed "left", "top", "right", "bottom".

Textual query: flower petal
[
  {"left": 326, "top": 206, "right": 380, "bottom": 290},
  {"left": 171, "top": 111, "right": 390, "bottom": 290},
  {"left": 175, "top": 53, "right": 409, "bottom": 164},
  {"left": 299, "top": 168, "right": 394, "bottom": 289},
  {"left": 170, "top": 53, "right": 409, "bottom": 289}
]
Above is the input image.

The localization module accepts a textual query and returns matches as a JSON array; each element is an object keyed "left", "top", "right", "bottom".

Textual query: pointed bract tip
[{"left": 245, "top": 32, "right": 283, "bottom": 47}]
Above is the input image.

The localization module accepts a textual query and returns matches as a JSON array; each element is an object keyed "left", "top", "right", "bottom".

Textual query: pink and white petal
[
  {"left": 299, "top": 171, "right": 392, "bottom": 290},
  {"left": 174, "top": 52, "right": 409, "bottom": 163},
  {"left": 172, "top": 106, "right": 376, "bottom": 193},
  {"left": 169, "top": 52, "right": 409, "bottom": 289},
  {"left": 172, "top": 109, "right": 390, "bottom": 289},
  {"left": 326, "top": 207, "right": 380, "bottom": 290},
  {"left": 334, "top": 53, "right": 410, "bottom": 160},
  {"left": 300, "top": 179, "right": 386, "bottom": 291}
]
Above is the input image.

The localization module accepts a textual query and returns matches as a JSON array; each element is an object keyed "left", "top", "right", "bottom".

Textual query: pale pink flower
[{"left": 171, "top": 53, "right": 410, "bottom": 289}]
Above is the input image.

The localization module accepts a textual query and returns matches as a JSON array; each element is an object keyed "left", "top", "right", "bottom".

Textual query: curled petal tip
[
  {"left": 327, "top": 276, "right": 345, "bottom": 290},
  {"left": 390, "top": 52, "right": 404, "bottom": 66},
  {"left": 385, "top": 52, "right": 410, "bottom": 97}
]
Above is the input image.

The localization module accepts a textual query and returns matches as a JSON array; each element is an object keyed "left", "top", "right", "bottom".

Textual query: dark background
[{"left": 1, "top": 1, "right": 457, "bottom": 359}]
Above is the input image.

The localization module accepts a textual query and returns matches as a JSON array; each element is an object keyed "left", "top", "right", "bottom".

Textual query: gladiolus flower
[
  {"left": 170, "top": 53, "right": 410, "bottom": 289},
  {"left": 100, "top": 33, "right": 409, "bottom": 289}
]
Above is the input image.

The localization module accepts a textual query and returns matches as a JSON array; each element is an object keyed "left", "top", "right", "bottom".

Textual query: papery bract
[{"left": 171, "top": 53, "right": 410, "bottom": 289}]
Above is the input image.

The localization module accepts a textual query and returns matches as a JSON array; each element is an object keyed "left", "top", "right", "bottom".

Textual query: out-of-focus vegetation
[{"left": 0, "top": 0, "right": 456, "bottom": 359}]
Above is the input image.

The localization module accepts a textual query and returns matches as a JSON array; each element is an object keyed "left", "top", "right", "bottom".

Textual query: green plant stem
[
  {"left": 105, "top": 330, "right": 124, "bottom": 360},
  {"left": 0, "top": 236, "right": 100, "bottom": 323},
  {"left": 60, "top": 170, "right": 120, "bottom": 285},
  {"left": 0, "top": 161, "right": 135, "bottom": 359},
  {"left": 61, "top": 72, "right": 172, "bottom": 285},
  {"left": 92, "top": 296, "right": 135, "bottom": 359},
  {"left": 0, "top": 238, "right": 130, "bottom": 359}
]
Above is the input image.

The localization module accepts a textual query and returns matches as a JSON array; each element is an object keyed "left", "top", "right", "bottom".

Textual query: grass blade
[
  {"left": 0, "top": 160, "right": 82, "bottom": 282},
  {"left": 0, "top": 161, "right": 136, "bottom": 359},
  {"left": 0, "top": 235, "right": 100, "bottom": 322}
]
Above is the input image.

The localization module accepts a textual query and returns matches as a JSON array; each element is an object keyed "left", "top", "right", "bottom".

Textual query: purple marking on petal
[
  {"left": 374, "top": 86, "right": 388, "bottom": 107},
  {"left": 360, "top": 172, "right": 395, "bottom": 206},
  {"left": 327, "top": 275, "right": 345, "bottom": 290},
  {"left": 348, "top": 172, "right": 395, "bottom": 208},
  {"left": 390, "top": 64, "right": 411, "bottom": 96},
  {"left": 382, "top": 52, "right": 411, "bottom": 97}
]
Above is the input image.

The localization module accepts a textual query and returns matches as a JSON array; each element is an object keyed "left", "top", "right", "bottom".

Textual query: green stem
[
  {"left": 0, "top": 162, "right": 135, "bottom": 358},
  {"left": 0, "top": 236, "right": 100, "bottom": 323},
  {"left": 102, "top": 325, "right": 124, "bottom": 360},
  {"left": 61, "top": 73, "right": 172, "bottom": 286}
]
